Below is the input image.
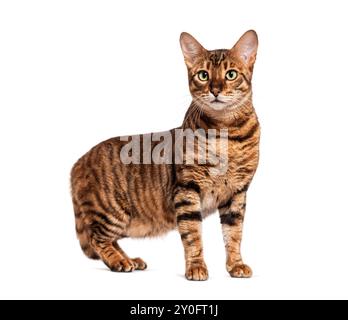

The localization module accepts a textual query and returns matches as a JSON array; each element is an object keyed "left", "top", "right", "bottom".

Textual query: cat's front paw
[
  {"left": 228, "top": 263, "right": 253, "bottom": 278},
  {"left": 185, "top": 262, "right": 209, "bottom": 281}
]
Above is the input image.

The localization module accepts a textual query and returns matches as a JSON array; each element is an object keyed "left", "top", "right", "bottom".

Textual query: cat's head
[{"left": 180, "top": 30, "right": 258, "bottom": 111}]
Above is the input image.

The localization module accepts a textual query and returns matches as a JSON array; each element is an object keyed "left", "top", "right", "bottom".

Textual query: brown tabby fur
[{"left": 71, "top": 30, "right": 260, "bottom": 280}]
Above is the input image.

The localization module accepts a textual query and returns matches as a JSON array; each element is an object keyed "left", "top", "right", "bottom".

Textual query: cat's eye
[
  {"left": 225, "top": 70, "right": 238, "bottom": 81},
  {"left": 197, "top": 70, "right": 209, "bottom": 81}
]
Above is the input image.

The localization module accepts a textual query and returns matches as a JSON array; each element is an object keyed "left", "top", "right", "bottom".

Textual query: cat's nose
[{"left": 210, "top": 88, "right": 220, "bottom": 97}]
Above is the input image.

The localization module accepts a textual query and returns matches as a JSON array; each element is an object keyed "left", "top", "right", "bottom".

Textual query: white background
[{"left": 1, "top": 0, "right": 348, "bottom": 300}]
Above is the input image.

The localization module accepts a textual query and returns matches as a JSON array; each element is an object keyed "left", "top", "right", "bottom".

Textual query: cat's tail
[
  {"left": 73, "top": 204, "right": 100, "bottom": 260},
  {"left": 71, "top": 159, "right": 100, "bottom": 260}
]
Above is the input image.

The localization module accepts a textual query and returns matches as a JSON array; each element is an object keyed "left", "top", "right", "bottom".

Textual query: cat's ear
[
  {"left": 180, "top": 32, "right": 206, "bottom": 66},
  {"left": 231, "top": 30, "right": 258, "bottom": 69}
]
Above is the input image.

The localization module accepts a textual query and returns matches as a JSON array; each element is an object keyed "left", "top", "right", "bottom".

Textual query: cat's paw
[
  {"left": 185, "top": 262, "right": 209, "bottom": 281},
  {"left": 109, "top": 258, "right": 136, "bottom": 272},
  {"left": 132, "top": 257, "right": 147, "bottom": 271},
  {"left": 228, "top": 264, "right": 253, "bottom": 278}
]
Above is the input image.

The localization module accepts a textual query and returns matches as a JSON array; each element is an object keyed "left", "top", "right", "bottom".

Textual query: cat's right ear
[{"left": 180, "top": 32, "right": 205, "bottom": 67}]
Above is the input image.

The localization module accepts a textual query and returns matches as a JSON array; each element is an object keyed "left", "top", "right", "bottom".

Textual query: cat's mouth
[
  {"left": 208, "top": 99, "right": 228, "bottom": 111},
  {"left": 209, "top": 97, "right": 229, "bottom": 110},
  {"left": 197, "top": 95, "right": 234, "bottom": 110},
  {"left": 211, "top": 99, "right": 225, "bottom": 104}
]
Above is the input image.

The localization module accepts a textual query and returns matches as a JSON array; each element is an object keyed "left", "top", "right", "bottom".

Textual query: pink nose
[{"left": 210, "top": 88, "right": 220, "bottom": 97}]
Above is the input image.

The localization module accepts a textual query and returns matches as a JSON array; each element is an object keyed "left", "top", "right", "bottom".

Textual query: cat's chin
[
  {"left": 198, "top": 99, "right": 229, "bottom": 111},
  {"left": 208, "top": 102, "right": 229, "bottom": 111},
  {"left": 200, "top": 98, "right": 237, "bottom": 111},
  {"left": 204, "top": 101, "right": 241, "bottom": 112}
]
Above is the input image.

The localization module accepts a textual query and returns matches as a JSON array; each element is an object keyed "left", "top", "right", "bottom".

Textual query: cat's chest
[
  {"left": 200, "top": 146, "right": 258, "bottom": 216},
  {"left": 200, "top": 175, "right": 231, "bottom": 217}
]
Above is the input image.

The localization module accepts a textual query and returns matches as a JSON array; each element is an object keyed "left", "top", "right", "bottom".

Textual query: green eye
[
  {"left": 197, "top": 70, "right": 209, "bottom": 81},
  {"left": 225, "top": 69, "right": 238, "bottom": 81}
]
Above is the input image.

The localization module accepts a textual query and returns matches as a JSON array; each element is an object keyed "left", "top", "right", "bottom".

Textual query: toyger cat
[{"left": 71, "top": 30, "right": 260, "bottom": 281}]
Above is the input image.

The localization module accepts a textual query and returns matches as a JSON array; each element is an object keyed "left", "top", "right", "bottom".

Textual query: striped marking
[
  {"left": 177, "top": 212, "right": 202, "bottom": 222},
  {"left": 175, "top": 181, "right": 201, "bottom": 195},
  {"left": 218, "top": 198, "right": 232, "bottom": 210},
  {"left": 220, "top": 212, "right": 243, "bottom": 226},
  {"left": 175, "top": 200, "right": 192, "bottom": 209},
  {"left": 230, "top": 123, "right": 259, "bottom": 142}
]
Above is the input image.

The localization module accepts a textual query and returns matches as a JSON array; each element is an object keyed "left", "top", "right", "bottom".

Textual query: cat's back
[{"left": 71, "top": 137, "right": 126, "bottom": 190}]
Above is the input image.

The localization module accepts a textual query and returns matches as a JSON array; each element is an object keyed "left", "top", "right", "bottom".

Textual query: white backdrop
[{"left": 1, "top": 0, "right": 348, "bottom": 299}]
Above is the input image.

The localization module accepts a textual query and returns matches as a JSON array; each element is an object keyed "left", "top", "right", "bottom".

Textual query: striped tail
[{"left": 74, "top": 205, "right": 100, "bottom": 260}]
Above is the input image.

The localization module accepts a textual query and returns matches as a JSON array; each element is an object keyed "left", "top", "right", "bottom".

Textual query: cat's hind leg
[
  {"left": 88, "top": 210, "right": 146, "bottom": 272},
  {"left": 91, "top": 238, "right": 135, "bottom": 272},
  {"left": 91, "top": 236, "right": 147, "bottom": 272},
  {"left": 113, "top": 241, "right": 147, "bottom": 271}
]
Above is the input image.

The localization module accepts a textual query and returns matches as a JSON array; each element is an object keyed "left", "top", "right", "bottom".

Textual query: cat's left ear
[{"left": 231, "top": 30, "right": 258, "bottom": 70}]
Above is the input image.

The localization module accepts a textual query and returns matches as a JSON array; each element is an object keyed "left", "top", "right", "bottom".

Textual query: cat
[{"left": 71, "top": 30, "right": 260, "bottom": 281}]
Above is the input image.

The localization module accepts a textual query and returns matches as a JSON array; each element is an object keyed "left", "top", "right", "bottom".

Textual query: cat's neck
[{"left": 182, "top": 96, "right": 255, "bottom": 130}]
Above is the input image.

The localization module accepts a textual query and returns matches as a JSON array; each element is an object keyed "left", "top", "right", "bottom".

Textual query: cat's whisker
[{"left": 184, "top": 103, "right": 199, "bottom": 123}]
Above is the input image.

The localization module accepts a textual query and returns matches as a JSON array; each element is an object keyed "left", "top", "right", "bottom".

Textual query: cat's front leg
[
  {"left": 174, "top": 181, "right": 208, "bottom": 281},
  {"left": 219, "top": 188, "right": 252, "bottom": 278}
]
